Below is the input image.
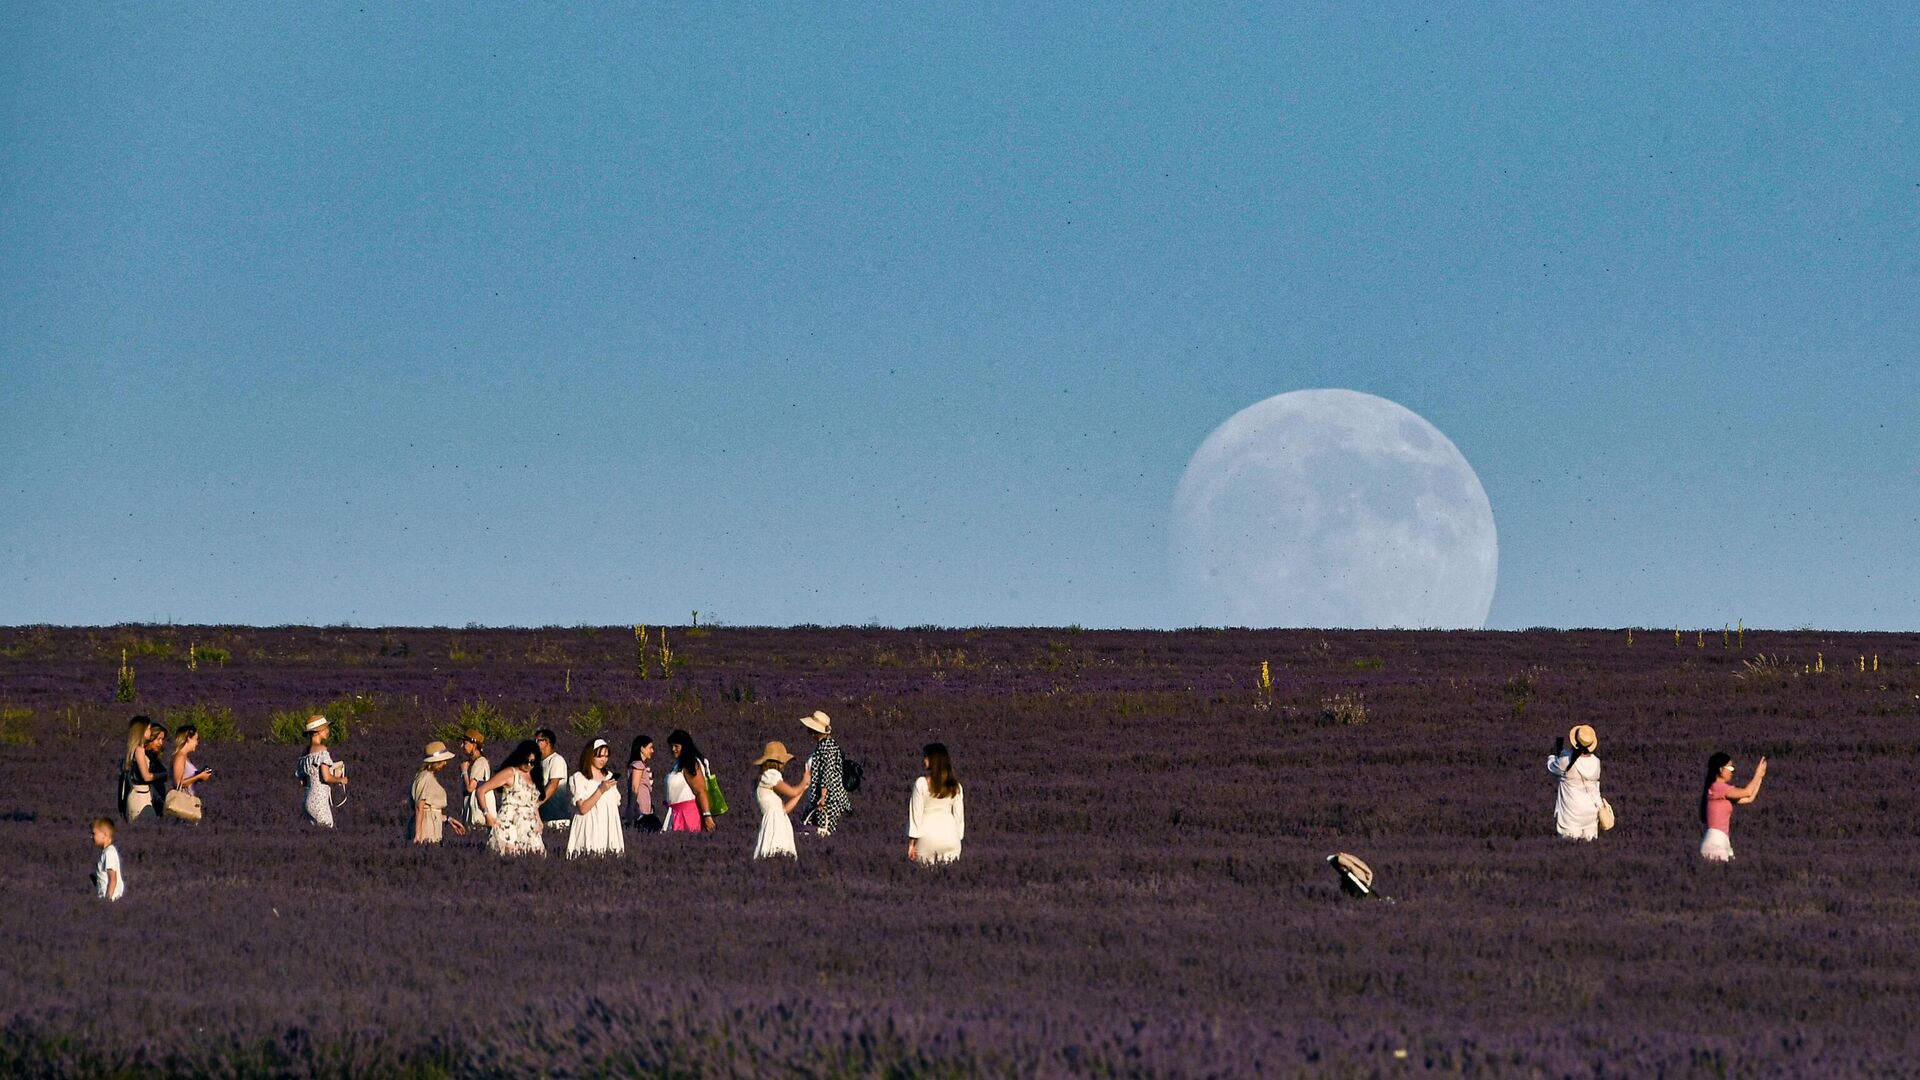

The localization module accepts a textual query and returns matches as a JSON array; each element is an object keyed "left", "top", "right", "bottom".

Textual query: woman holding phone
[
  {"left": 1700, "top": 752, "right": 1767, "bottom": 861},
  {"left": 565, "top": 738, "right": 625, "bottom": 858},
  {"left": 168, "top": 724, "right": 213, "bottom": 823}
]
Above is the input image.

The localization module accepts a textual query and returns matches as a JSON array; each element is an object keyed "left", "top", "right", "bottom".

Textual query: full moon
[{"left": 1171, "top": 389, "right": 1498, "bottom": 628}]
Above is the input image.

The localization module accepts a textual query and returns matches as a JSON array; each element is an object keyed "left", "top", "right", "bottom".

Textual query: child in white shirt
[{"left": 92, "top": 818, "right": 124, "bottom": 901}]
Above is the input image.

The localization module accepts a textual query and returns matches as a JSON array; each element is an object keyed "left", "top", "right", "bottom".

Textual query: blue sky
[{"left": 3, "top": 5, "right": 1916, "bottom": 629}]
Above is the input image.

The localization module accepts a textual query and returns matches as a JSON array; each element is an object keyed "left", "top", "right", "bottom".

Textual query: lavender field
[{"left": 2, "top": 625, "right": 1918, "bottom": 1077}]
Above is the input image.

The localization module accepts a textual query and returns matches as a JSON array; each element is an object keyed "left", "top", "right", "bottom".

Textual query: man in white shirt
[{"left": 536, "top": 728, "right": 570, "bottom": 831}]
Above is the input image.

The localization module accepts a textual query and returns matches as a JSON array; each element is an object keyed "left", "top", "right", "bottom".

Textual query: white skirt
[{"left": 1700, "top": 828, "right": 1733, "bottom": 861}]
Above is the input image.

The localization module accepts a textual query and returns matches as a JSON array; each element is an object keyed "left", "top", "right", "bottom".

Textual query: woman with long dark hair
[
  {"left": 662, "top": 729, "right": 714, "bottom": 833},
  {"left": 477, "top": 739, "right": 546, "bottom": 857},
  {"left": 1700, "top": 751, "right": 1767, "bottom": 861},
  {"left": 626, "top": 735, "right": 658, "bottom": 831},
  {"left": 907, "top": 742, "right": 964, "bottom": 865}
]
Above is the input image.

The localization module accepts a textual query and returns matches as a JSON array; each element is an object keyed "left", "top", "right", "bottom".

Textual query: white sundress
[
  {"left": 299, "top": 750, "right": 336, "bottom": 828},
  {"left": 565, "top": 773, "right": 626, "bottom": 858},
  {"left": 752, "top": 768, "right": 797, "bottom": 860},
  {"left": 1547, "top": 751, "right": 1602, "bottom": 841}
]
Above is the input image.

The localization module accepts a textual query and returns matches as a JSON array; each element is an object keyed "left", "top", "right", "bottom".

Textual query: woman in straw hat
[
  {"left": 410, "top": 741, "right": 466, "bottom": 845},
  {"left": 1546, "top": 724, "right": 1603, "bottom": 840},
  {"left": 565, "top": 738, "right": 626, "bottom": 858},
  {"left": 750, "top": 741, "right": 806, "bottom": 860},
  {"left": 1699, "top": 751, "right": 1767, "bottom": 861},
  {"left": 477, "top": 740, "right": 546, "bottom": 857},
  {"left": 297, "top": 715, "right": 348, "bottom": 828},
  {"left": 460, "top": 729, "right": 492, "bottom": 833},
  {"left": 797, "top": 711, "right": 851, "bottom": 837},
  {"left": 907, "top": 742, "right": 965, "bottom": 865}
]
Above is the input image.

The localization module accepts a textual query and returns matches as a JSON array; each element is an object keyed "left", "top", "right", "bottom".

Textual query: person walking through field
[
  {"left": 460, "top": 729, "right": 492, "bottom": 834},
  {"left": 169, "top": 724, "right": 213, "bottom": 822},
  {"left": 410, "top": 741, "right": 466, "bottom": 845},
  {"left": 478, "top": 740, "right": 546, "bottom": 857},
  {"left": 119, "top": 717, "right": 167, "bottom": 825},
  {"left": 92, "top": 818, "right": 124, "bottom": 902},
  {"left": 798, "top": 711, "right": 851, "bottom": 837},
  {"left": 907, "top": 742, "right": 965, "bottom": 865},
  {"left": 535, "top": 728, "right": 569, "bottom": 834},
  {"left": 1700, "top": 752, "right": 1767, "bottom": 861},
  {"left": 750, "top": 741, "right": 805, "bottom": 860},
  {"left": 625, "top": 735, "right": 658, "bottom": 831},
  {"left": 1547, "top": 724, "right": 1604, "bottom": 841},
  {"left": 565, "top": 738, "right": 625, "bottom": 858},
  {"left": 297, "top": 715, "right": 348, "bottom": 827},
  {"left": 662, "top": 729, "right": 716, "bottom": 833}
]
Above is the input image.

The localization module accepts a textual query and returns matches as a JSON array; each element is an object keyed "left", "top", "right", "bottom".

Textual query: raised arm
[{"left": 1729, "top": 758, "right": 1768, "bottom": 803}]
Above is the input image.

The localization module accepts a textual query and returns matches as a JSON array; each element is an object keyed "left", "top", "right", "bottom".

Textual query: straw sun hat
[
  {"left": 755, "top": 741, "right": 795, "bottom": 768},
  {"left": 462, "top": 728, "right": 486, "bottom": 747},
  {"left": 800, "top": 710, "right": 832, "bottom": 735},
  {"left": 1567, "top": 724, "right": 1599, "bottom": 752},
  {"left": 421, "top": 740, "right": 455, "bottom": 765},
  {"left": 303, "top": 715, "right": 330, "bottom": 732}
]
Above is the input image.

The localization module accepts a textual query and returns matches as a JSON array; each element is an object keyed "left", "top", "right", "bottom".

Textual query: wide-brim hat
[
  {"left": 304, "top": 715, "right": 330, "bottom": 732},
  {"left": 755, "top": 740, "right": 795, "bottom": 767},
  {"left": 1327, "top": 852, "right": 1374, "bottom": 895},
  {"left": 1568, "top": 724, "right": 1598, "bottom": 752},
  {"left": 800, "top": 710, "right": 832, "bottom": 735},
  {"left": 422, "top": 740, "right": 455, "bottom": 764}
]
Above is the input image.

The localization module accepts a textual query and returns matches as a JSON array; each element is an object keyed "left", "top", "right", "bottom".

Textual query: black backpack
[{"left": 842, "top": 757, "right": 864, "bottom": 793}]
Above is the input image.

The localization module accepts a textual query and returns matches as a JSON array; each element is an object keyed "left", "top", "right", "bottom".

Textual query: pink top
[
  {"left": 1705, "top": 781, "right": 1734, "bottom": 833},
  {"left": 628, "top": 760, "right": 653, "bottom": 816}
]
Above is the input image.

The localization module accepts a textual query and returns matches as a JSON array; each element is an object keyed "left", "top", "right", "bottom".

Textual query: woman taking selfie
[{"left": 1700, "top": 752, "right": 1767, "bottom": 861}]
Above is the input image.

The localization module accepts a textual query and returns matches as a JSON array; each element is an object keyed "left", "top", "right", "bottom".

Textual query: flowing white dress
[
  {"left": 908, "top": 776, "right": 964, "bottom": 864},
  {"left": 566, "top": 773, "right": 625, "bottom": 858},
  {"left": 488, "top": 772, "right": 545, "bottom": 857},
  {"left": 1547, "top": 751, "right": 1602, "bottom": 840},
  {"left": 752, "top": 768, "right": 797, "bottom": 860}
]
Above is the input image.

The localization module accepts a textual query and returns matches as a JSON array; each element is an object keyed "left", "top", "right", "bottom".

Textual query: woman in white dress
[
  {"left": 907, "top": 742, "right": 965, "bottom": 865},
  {"left": 477, "top": 740, "right": 546, "bottom": 857},
  {"left": 1546, "top": 724, "right": 1603, "bottom": 841},
  {"left": 750, "top": 741, "right": 806, "bottom": 860},
  {"left": 297, "top": 716, "right": 348, "bottom": 827},
  {"left": 566, "top": 738, "right": 626, "bottom": 858}
]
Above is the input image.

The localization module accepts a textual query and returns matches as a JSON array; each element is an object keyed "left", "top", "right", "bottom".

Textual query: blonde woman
[
  {"left": 119, "top": 717, "right": 167, "bottom": 825},
  {"left": 410, "top": 741, "right": 467, "bottom": 845},
  {"left": 170, "top": 725, "right": 213, "bottom": 817},
  {"left": 297, "top": 715, "right": 348, "bottom": 827},
  {"left": 907, "top": 743, "right": 965, "bottom": 865}
]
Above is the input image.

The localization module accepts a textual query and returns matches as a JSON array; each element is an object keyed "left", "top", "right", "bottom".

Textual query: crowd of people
[
  {"left": 98, "top": 710, "right": 965, "bottom": 899},
  {"left": 95, "top": 712, "right": 1767, "bottom": 903}
]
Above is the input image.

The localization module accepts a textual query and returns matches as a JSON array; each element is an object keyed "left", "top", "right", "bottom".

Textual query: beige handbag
[
  {"left": 164, "top": 788, "right": 203, "bottom": 823},
  {"left": 1597, "top": 798, "right": 1615, "bottom": 832}
]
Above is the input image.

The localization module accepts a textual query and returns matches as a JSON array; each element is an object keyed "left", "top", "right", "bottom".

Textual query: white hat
[
  {"left": 304, "top": 715, "right": 330, "bottom": 732},
  {"left": 587, "top": 738, "right": 610, "bottom": 754},
  {"left": 800, "top": 710, "right": 832, "bottom": 735}
]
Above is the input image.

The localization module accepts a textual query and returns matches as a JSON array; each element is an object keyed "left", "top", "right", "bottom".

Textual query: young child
[{"left": 92, "top": 818, "right": 124, "bottom": 901}]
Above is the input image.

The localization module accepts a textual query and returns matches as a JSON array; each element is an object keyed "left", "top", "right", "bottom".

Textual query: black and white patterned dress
[{"left": 801, "top": 736, "right": 851, "bottom": 833}]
